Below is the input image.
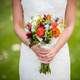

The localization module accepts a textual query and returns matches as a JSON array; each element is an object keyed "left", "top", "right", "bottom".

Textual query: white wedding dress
[{"left": 19, "top": 0, "right": 70, "bottom": 80}]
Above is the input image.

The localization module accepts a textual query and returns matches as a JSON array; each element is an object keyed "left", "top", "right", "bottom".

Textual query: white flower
[
  {"left": 52, "top": 16, "right": 58, "bottom": 20},
  {"left": 44, "top": 24, "right": 50, "bottom": 30}
]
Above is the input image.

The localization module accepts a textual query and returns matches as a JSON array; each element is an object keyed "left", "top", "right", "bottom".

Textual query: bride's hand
[
  {"left": 31, "top": 44, "right": 50, "bottom": 59},
  {"left": 38, "top": 48, "right": 57, "bottom": 64}
]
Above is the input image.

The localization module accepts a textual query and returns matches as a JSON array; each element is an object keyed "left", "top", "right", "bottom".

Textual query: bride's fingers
[
  {"left": 39, "top": 59, "right": 51, "bottom": 64},
  {"left": 38, "top": 52, "right": 51, "bottom": 58},
  {"left": 39, "top": 51, "right": 48, "bottom": 55},
  {"left": 38, "top": 53, "right": 49, "bottom": 58},
  {"left": 39, "top": 50, "right": 49, "bottom": 54},
  {"left": 40, "top": 55, "right": 53, "bottom": 61},
  {"left": 32, "top": 44, "right": 49, "bottom": 54},
  {"left": 38, "top": 52, "right": 55, "bottom": 60},
  {"left": 38, "top": 55, "right": 53, "bottom": 62},
  {"left": 37, "top": 53, "right": 46, "bottom": 58},
  {"left": 37, "top": 52, "right": 51, "bottom": 59},
  {"left": 38, "top": 57, "right": 50, "bottom": 64},
  {"left": 38, "top": 51, "right": 49, "bottom": 54},
  {"left": 43, "top": 52, "right": 55, "bottom": 59},
  {"left": 40, "top": 48, "right": 49, "bottom": 52},
  {"left": 47, "top": 53, "right": 56, "bottom": 59},
  {"left": 40, "top": 55, "right": 54, "bottom": 62},
  {"left": 37, "top": 54, "right": 54, "bottom": 63}
]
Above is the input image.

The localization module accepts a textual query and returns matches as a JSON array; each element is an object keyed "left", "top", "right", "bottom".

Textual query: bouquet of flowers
[{"left": 24, "top": 14, "right": 65, "bottom": 74}]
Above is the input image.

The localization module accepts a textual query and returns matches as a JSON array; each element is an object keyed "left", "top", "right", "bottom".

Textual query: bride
[{"left": 12, "top": 0, "right": 76, "bottom": 80}]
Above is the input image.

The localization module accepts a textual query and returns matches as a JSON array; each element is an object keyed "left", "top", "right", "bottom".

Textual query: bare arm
[
  {"left": 52, "top": 0, "right": 76, "bottom": 53},
  {"left": 39, "top": 0, "right": 76, "bottom": 63},
  {"left": 12, "top": 0, "right": 28, "bottom": 43},
  {"left": 12, "top": 0, "right": 50, "bottom": 61}
]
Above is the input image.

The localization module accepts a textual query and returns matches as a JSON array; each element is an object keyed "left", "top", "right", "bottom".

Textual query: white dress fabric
[{"left": 19, "top": 0, "right": 70, "bottom": 80}]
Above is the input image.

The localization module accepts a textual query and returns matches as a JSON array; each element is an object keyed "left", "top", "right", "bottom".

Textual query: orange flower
[
  {"left": 47, "top": 14, "right": 51, "bottom": 20},
  {"left": 52, "top": 28, "right": 60, "bottom": 37}
]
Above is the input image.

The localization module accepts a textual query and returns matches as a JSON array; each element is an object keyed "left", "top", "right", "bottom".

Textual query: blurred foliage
[
  {"left": 0, "top": 0, "right": 80, "bottom": 80},
  {"left": 77, "top": 0, "right": 80, "bottom": 9}
]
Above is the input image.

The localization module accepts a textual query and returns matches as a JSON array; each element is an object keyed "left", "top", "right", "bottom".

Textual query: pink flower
[{"left": 51, "top": 22, "right": 58, "bottom": 29}]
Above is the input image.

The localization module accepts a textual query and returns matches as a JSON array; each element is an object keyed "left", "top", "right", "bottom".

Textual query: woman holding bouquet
[{"left": 12, "top": 0, "right": 76, "bottom": 80}]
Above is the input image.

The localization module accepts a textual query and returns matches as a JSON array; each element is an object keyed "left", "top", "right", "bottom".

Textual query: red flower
[
  {"left": 26, "top": 32, "right": 32, "bottom": 38},
  {"left": 51, "top": 22, "right": 58, "bottom": 29},
  {"left": 36, "top": 27, "right": 45, "bottom": 37}
]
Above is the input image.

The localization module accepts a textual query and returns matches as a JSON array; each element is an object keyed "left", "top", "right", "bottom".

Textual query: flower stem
[{"left": 39, "top": 63, "right": 51, "bottom": 75}]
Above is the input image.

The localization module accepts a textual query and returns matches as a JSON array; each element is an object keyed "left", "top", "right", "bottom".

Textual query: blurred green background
[{"left": 0, "top": 0, "right": 80, "bottom": 80}]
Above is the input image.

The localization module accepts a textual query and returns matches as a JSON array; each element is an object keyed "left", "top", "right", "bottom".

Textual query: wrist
[
  {"left": 50, "top": 47, "right": 57, "bottom": 54},
  {"left": 25, "top": 40, "right": 35, "bottom": 48},
  {"left": 24, "top": 39, "right": 30, "bottom": 47},
  {"left": 29, "top": 44, "right": 34, "bottom": 48}
]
